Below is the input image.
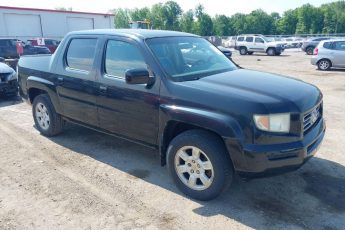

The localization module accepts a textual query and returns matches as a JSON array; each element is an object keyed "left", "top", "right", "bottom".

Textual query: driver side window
[
  {"left": 105, "top": 40, "right": 147, "bottom": 78},
  {"left": 255, "top": 38, "right": 264, "bottom": 43}
]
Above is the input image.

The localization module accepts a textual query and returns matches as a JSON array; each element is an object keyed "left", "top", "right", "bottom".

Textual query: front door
[
  {"left": 96, "top": 37, "right": 159, "bottom": 145},
  {"left": 332, "top": 41, "right": 345, "bottom": 68},
  {"left": 254, "top": 37, "right": 266, "bottom": 52}
]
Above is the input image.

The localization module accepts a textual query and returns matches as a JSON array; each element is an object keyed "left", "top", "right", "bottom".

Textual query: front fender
[
  {"left": 160, "top": 104, "right": 244, "bottom": 139},
  {"left": 27, "top": 76, "right": 62, "bottom": 114},
  {"left": 159, "top": 104, "right": 245, "bottom": 166}
]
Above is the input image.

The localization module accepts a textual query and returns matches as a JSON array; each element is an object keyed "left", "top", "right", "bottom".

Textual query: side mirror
[
  {"left": 0, "top": 57, "right": 5, "bottom": 62},
  {"left": 125, "top": 68, "right": 150, "bottom": 85}
]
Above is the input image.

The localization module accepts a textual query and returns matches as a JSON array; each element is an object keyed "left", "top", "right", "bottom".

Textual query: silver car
[{"left": 311, "top": 39, "right": 345, "bottom": 70}]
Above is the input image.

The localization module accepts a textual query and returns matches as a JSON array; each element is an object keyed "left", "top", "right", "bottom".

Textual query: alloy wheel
[
  {"left": 174, "top": 146, "right": 214, "bottom": 191},
  {"left": 319, "top": 60, "right": 330, "bottom": 70},
  {"left": 35, "top": 102, "right": 50, "bottom": 130}
]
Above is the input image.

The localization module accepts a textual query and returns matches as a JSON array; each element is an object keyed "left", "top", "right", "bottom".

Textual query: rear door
[
  {"left": 96, "top": 37, "right": 159, "bottom": 145},
  {"left": 332, "top": 41, "right": 345, "bottom": 68},
  {"left": 245, "top": 36, "right": 254, "bottom": 50},
  {"left": 54, "top": 36, "right": 101, "bottom": 125}
]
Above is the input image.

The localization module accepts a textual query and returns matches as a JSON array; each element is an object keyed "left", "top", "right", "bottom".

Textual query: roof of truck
[{"left": 69, "top": 29, "right": 198, "bottom": 39}]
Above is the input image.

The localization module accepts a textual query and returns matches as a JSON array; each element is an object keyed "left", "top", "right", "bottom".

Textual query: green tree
[
  {"left": 245, "top": 9, "right": 275, "bottom": 34},
  {"left": 112, "top": 8, "right": 130, "bottom": 28},
  {"left": 276, "top": 10, "right": 298, "bottom": 34},
  {"left": 193, "top": 4, "right": 213, "bottom": 36},
  {"left": 295, "top": 4, "right": 318, "bottom": 34},
  {"left": 230, "top": 13, "right": 247, "bottom": 34},
  {"left": 150, "top": 3, "right": 166, "bottom": 29},
  {"left": 129, "top": 7, "right": 151, "bottom": 21},
  {"left": 213, "top": 15, "right": 233, "bottom": 36},
  {"left": 164, "top": 1, "right": 182, "bottom": 30},
  {"left": 180, "top": 10, "right": 194, "bottom": 33}
]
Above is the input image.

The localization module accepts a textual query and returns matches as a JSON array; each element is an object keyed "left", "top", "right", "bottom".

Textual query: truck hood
[{"left": 177, "top": 69, "right": 321, "bottom": 114}]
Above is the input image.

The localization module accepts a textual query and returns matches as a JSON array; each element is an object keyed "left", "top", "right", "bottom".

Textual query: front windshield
[{"left": 146, "top": 37, "right": 237, "bottom": 81}]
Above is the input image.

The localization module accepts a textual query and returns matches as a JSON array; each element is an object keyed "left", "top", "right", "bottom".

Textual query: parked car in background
[
  {"left": 281, "top": 37, "right": 304, "bottom": 48},
  {"left": 217, "top": 46, "right": 232, "bottom": 58},
  {"left": 302, "top": 37, "right": 331, "bottom": 55},
  {"left": 23, "top": 42, "right": 51, "bottom": 55},
  {"left": 0, "top": 57, "right": 18, "bottom": 97},
  {"left": 311, "top": 39, "right": 345, "bottom": 70},
  {"left": 27, "top": 39, "right": 60, "bottom": 53},
  {"left": 0, "top": 38, "right": 19, "bottom": 58},
  {"left": 223, "top": 36, "right": 237, "bottom": 48},
  {"left": 18, "top": 29, "right": 325, "bottom": 201},
  {"left": 0, "top": 38, "right": 51, "bottom": 58},
  {"left": 235, "top": 34, "right": 285, "bottom": 56}
]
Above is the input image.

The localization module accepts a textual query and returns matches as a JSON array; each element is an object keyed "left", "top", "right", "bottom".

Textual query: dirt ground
[{"left": 0, "top": 50, "right": 344, "bottom": 230}]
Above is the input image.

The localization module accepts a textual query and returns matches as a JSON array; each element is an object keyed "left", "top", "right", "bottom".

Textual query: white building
[{"left": 0, "top": 6, "right": 114, "bottom": 41}]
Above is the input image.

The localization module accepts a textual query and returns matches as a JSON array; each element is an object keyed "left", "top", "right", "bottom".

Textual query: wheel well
[
  {"left": 240, "top": 46, "right": 247, "bottom": 50},
  {"left": 28, "top": 88, "right": 47, "bottom": 104},
  {"left": 266, "top": 47, "right": 276, "bottom": 52},
  {"left": 160, "top": 121, "right": 227, "bottom": 166}
]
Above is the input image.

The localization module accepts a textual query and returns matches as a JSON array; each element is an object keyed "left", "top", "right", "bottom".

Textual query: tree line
[{"left": 111, "top": 1, "right": 345, "bottom": 36}]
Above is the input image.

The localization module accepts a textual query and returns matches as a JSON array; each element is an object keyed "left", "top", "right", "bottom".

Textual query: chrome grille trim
[{"left": 303, "top": 103, "right": 322, "bottom": 132}]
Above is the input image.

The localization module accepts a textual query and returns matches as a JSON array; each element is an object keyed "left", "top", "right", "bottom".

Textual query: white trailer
[{"left": 0, "top": 6, "right": 114, "bottom": 40}]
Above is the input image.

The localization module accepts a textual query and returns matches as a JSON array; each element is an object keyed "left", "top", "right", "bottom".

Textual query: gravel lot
[{"left": 0, "top": 50, "right": 344, "bottom": 230}]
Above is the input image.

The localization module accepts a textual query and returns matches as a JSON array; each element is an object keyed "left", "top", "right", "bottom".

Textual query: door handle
[
  {"left": 99, "top": 85, "right": 108, "bottom": 94},
  {"left": 57, "top": 77, "right": 64, "bottom": 85}
]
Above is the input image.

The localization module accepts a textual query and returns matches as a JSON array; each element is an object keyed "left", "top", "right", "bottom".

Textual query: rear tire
[
  {"left": 167, "top": 130, "right": 233, "bottom": 201},
  {"left": 306, "top": 46, "right": 315, "bottom": 55},
  {"left": 239, "top": 47, "right": 247, "bottom": 55},
  {"left": 317, "top": 59, "right": 331, "bottom": 71},
  {"left": 32, "top": 94, "right": 64, "bottom": 137}
]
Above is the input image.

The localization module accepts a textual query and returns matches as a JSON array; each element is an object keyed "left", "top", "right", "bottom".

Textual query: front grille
[{"left": 303, "top": 103, "right": 322, "bottom": 133}]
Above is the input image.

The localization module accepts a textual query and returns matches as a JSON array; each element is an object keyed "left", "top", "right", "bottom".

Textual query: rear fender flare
[{"left": 27, "top": 76, "right": 62, "bottom": 114}]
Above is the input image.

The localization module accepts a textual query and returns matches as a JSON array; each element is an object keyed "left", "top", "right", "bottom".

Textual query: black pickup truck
[{"left": 18, "top": 30, "right": 325, "bottom": 201}]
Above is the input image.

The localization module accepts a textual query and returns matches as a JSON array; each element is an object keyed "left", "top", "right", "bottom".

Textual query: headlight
[{"left": 254, "top": 113, "right": 290, "bottom": 133}]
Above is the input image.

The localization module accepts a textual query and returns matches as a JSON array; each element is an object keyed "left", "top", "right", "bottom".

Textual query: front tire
[
  {"left": 32, "top": 94, "right": 64, "bottom": 137},
  {"left": 167, "top": 130, "right": 233, "bottom": 201},
  {"left": 267, "top": 48, "right": 276, "bottom": 56}
]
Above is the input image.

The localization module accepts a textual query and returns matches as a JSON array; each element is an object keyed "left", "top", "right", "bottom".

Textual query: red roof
[{"left": 0, "top": 5, "right": 113, "bottom": 16}]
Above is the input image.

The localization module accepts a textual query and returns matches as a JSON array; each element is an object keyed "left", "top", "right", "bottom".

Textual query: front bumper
[{"left": 226, "top": 118, "right": 326, "bottom": 176}]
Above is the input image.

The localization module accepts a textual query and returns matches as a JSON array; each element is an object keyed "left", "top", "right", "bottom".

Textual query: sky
[{"left": 0, "top": 0, "right": 338, "bottom": 16}]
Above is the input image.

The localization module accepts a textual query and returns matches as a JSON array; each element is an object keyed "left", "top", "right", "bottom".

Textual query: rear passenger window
[
  {"left": 246, "top": 37, "right": 254, "bottom": 42},
  {"left": 237, "top": 37, "right": 244, "bottom": 42},
  {"left": 66, "top": 38, "right": 97, "bottom": 72},
  {"left": 105, "top": 40, "right": 147, "bottom": 78},
  {"left": 323, "top": 42, "right": 332, "bottom": 49}
]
